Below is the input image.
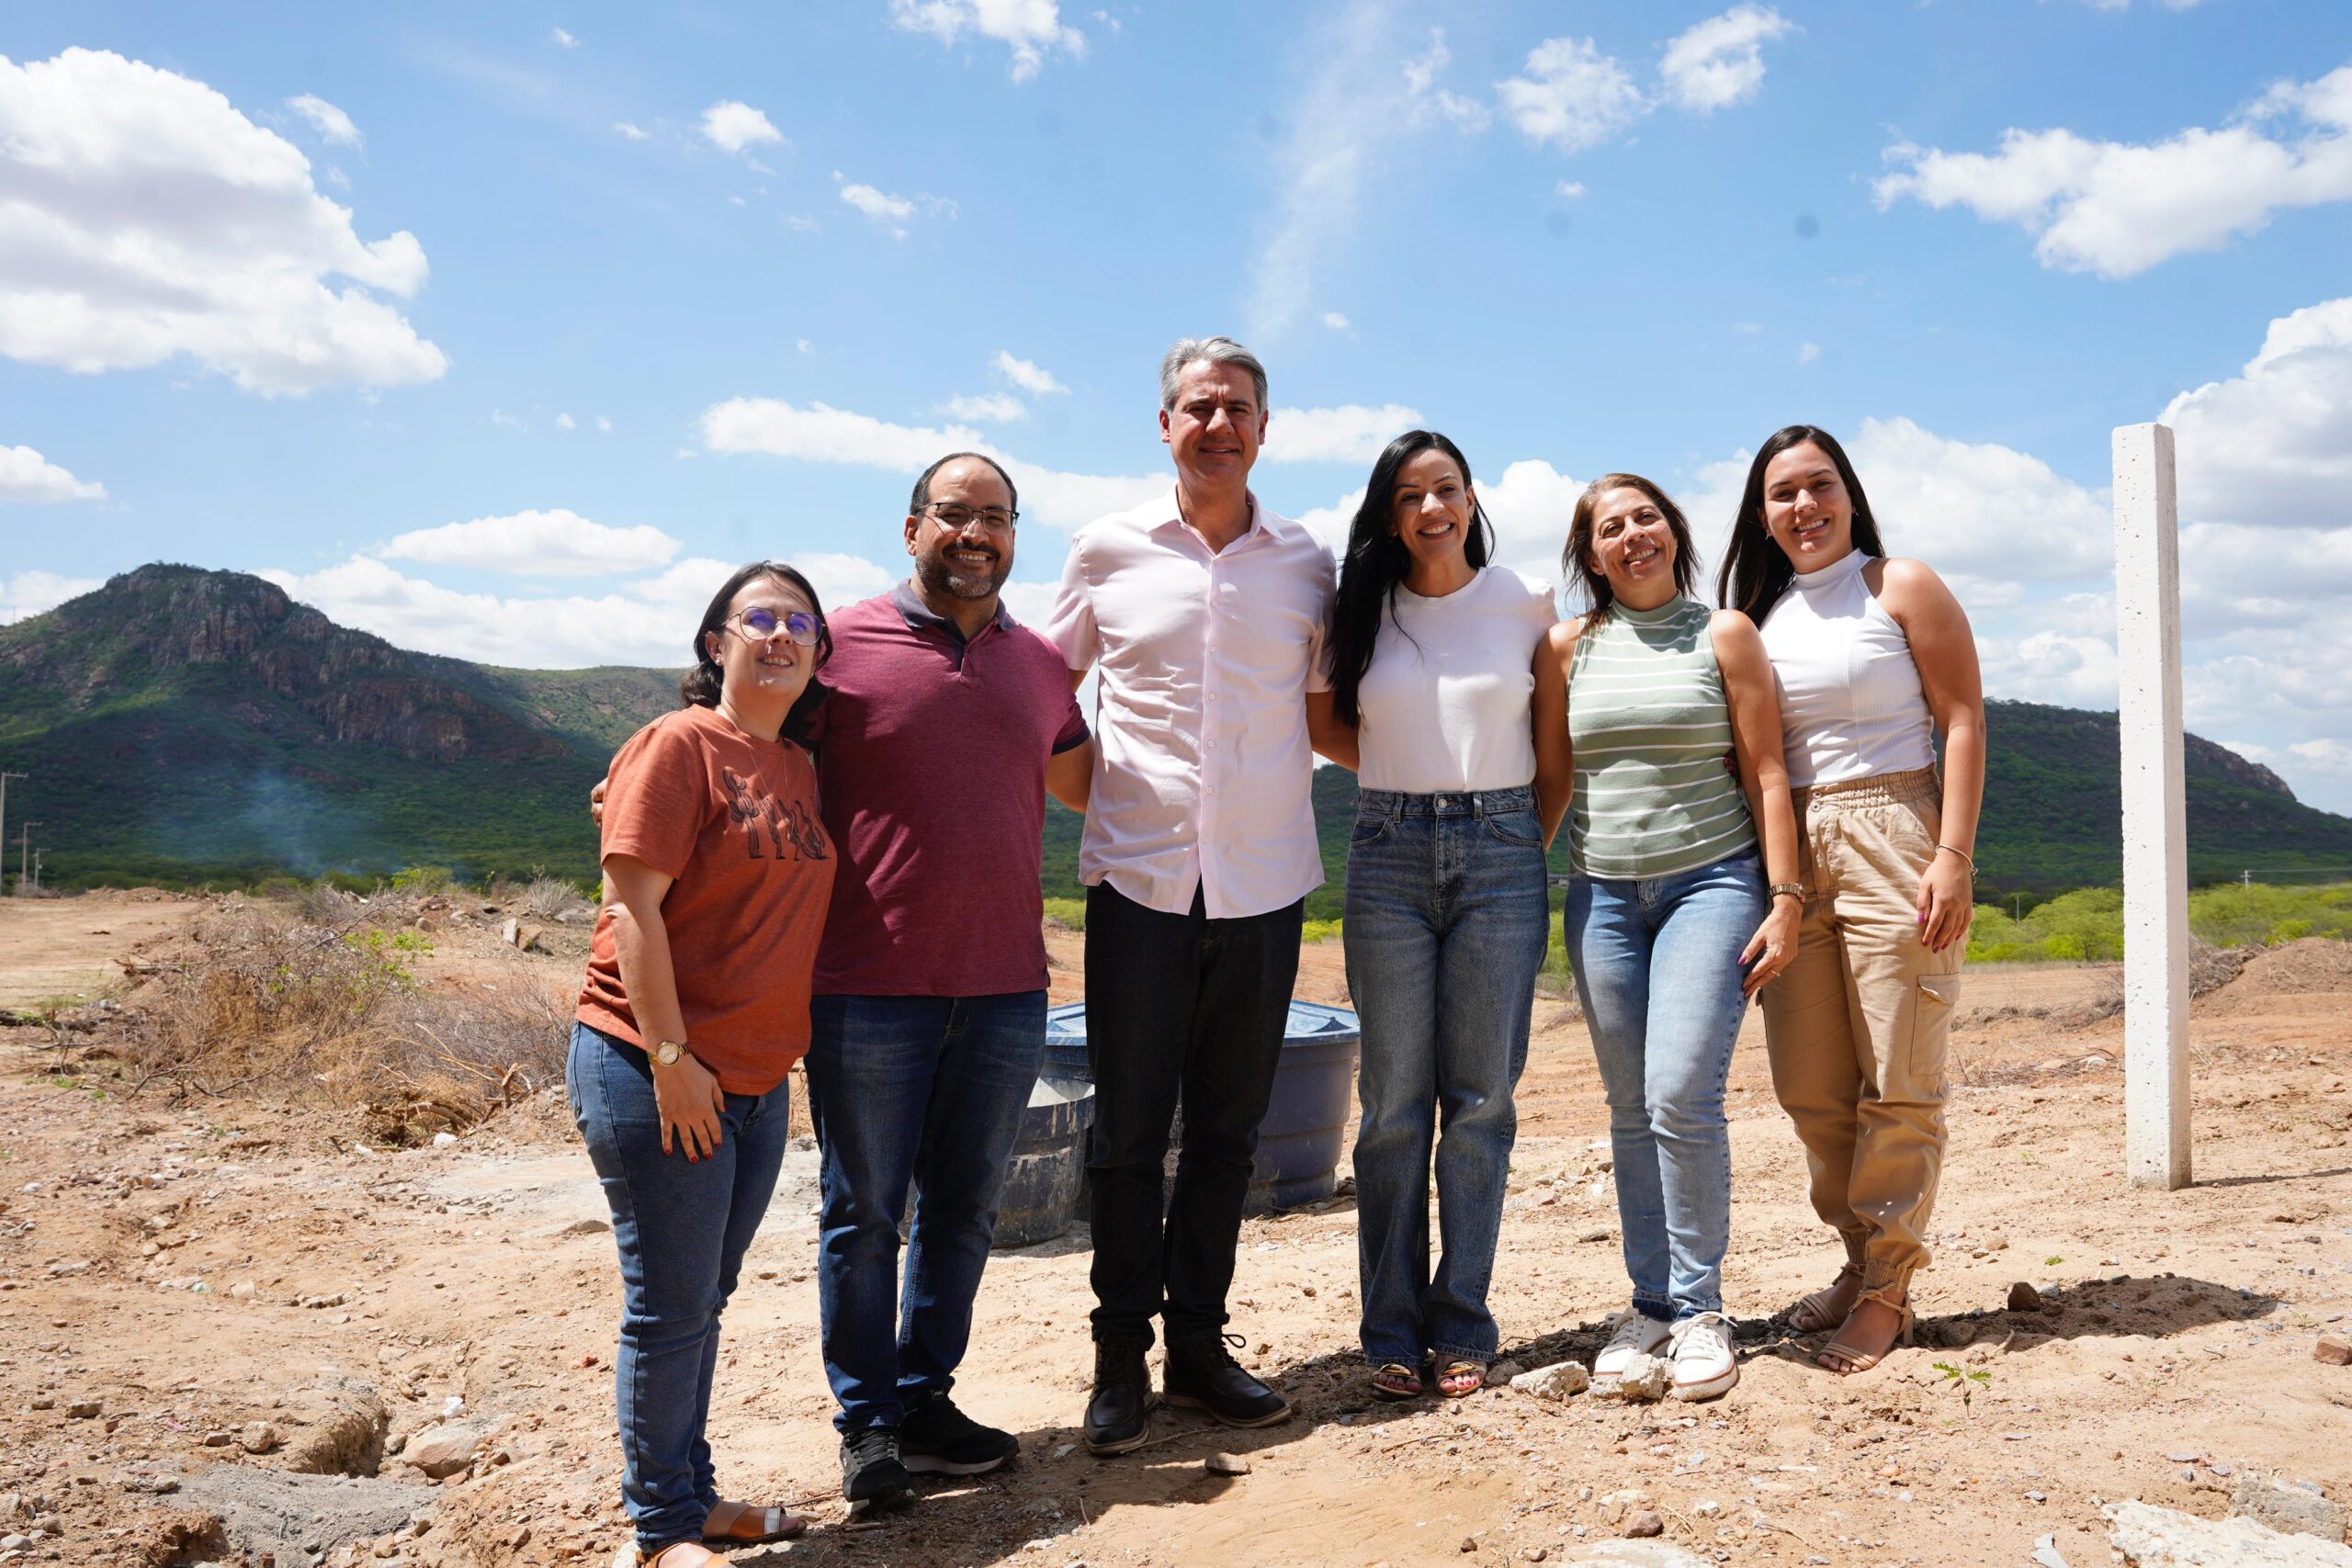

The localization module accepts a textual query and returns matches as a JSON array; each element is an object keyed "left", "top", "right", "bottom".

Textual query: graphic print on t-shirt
[{"left": 721, "top": 765, "right": 831, "bottom": 863}]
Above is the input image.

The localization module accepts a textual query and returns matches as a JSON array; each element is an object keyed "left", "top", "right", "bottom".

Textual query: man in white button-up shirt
[{"left": 1046, "top": 336, "right": 1335, "bottom": 1453}]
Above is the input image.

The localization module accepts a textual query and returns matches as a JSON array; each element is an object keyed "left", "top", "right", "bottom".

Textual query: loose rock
[
  {"left": 1595, "top": 1354, "right": 1671, "bottom": 1402},
  {"left": 1622, "top": 1510, "right": 1664, "bottom": 1538},
  {"left": 399, "top": 1423, "right": 483, "bottom": 1481},
  {"left": 2007, "top": 1281, "right": 2043, "bottom": 1313},
  {"left": 2106, "top": 1498, "right": 2352, "bottom": 1565},
  {"left": 1204, "top": 1453, "right": 1250, "bottom": 1477},
  {"left": 240, "top": 1422, "right": 281, "bottom": 1454},
  {"left": 1510, "top": 1360, "right": 1592, "bottom": 1401},
  {"left": 2316, "top": 1337, "right": 2352, "bottom": 1367},
  {"left": 2229, "top": 1473, "right": 2350, "bottom": 1545}
]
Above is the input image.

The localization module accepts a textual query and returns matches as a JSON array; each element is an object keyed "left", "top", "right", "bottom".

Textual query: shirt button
[{"left": 1207, "top": 739, "right": 1217, "bottom": 750}]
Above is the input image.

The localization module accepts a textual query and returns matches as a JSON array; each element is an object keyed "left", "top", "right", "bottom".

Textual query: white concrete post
[{"left": 2113, "top": 423, "right": 2189, "bottom": 1190}]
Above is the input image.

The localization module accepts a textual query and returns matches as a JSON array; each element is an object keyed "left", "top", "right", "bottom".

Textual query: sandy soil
[{"left": 0, "top": 893, "right": 2346, "bottom": 1567}]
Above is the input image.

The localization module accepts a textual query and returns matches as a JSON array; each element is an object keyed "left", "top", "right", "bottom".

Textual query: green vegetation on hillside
[{"left": 1966, "top": 881, "right": 2352, "bottom": 962}]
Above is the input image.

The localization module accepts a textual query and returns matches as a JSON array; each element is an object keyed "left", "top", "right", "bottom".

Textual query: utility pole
[
  {"left": 16, "top": 821, "right": 35, "bottom": 897},
  {"left": 0, "top": 772, "right": 21, "bottom": 896},
  {"left": 28, "top": 847, "right": 42, "bottom": 893}
]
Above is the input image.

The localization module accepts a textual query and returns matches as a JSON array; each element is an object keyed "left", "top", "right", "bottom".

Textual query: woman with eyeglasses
[{"left": 571, "top": 560, "right": 837, "bottom": 1568}]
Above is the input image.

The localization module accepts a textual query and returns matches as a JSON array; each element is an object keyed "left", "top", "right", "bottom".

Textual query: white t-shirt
[{"left": 1353, "top": 567, "right": 1557, "bottom": 794}]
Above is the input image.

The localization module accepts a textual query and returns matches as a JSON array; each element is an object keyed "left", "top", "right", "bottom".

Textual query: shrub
[{"left": 1042, "top": 897, "right": 1087, "bottom": 932}]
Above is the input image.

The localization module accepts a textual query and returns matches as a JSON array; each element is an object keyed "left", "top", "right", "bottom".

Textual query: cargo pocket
[{"left": 1910, "top": 973, "right": 1959, "bottom": 1085}]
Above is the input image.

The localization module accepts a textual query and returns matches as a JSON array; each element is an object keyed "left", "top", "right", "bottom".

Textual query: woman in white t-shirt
[{"left": 1307, "top": 430, "right": 1562, "bottom": 1402}]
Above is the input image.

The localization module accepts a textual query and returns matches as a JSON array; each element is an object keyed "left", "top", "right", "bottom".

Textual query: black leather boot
[
  {"left": 1163, "top": 1332, "right": 1291, "bottom": 1427},
  {"left": 1082, "top": 1336, "right": 1156, "bottom": 1455}
]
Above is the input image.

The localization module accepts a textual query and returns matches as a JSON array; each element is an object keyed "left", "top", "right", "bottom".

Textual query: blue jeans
[
  {"left": 567, "top": 1021, "right": 792, "bottom": 1553},
  {"left": 803, "top": 991, "right": 1046, "bottom": 1432},
  {"left": 1344, "top": 785, "right": 1550, "bottom": 1367},
  {"left": 1566, "top": 849, "right": 1766, "bottom": 1322}
]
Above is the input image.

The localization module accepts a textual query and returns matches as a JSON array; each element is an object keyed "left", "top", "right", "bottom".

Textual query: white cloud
[
  {"left": 0, "top": 569, "right": 102, "bottom": 625},
  {"left": 998, "top": 579, "right": 1059, "bottom": 625},
  {"left": 0, "top": 49, "right": 446, "bottom": 396},
  {"left": 2162, "top": 294, "right": 2352, "bottom": 530},
  {"left": 549, "top": 27, "right": 578, "bottom": 48},
  {"left": 1497, "top": 36, "right": 1646, "bottom": 154},
  {"left": 555, "top": 412, "right": 576, "bottom": 432},
  {"left": 489, "top": 409, "right": 526, "bottom": 433},
  {"left": 594, "top": 415, "right": 613, "bottom": 434},
  {"left": 1847, "top": 416, "right": 2113, "bottom": 590},
  {"left": 0, "top": 444, "right": 105, "bottom": 502},
  {"left": 379, "top": 509, "right": 680, "bottom": 578},
  {"left": 1659, "top": 6, "right": 1793, "bottom": 114},
  {"left": 614, "top": 119, "right": 649, "bottom": 141},
  {"left": 1261, "top": 403, "right": 1422, "bottom": 464},
  {"left": 838, "top": 181, "right": 915, "bottom": 235},
  {"left": 888, "top": 0, "right": 1086, "bottom": 83},
  {"left": 938, "top": 391, "right": 1026, "bottom": 423},
  {"left": 1872, "top": 61, "right": 2352, "bottom": 278},
  {"left": 1249, "top": 10, "right": 1490, "bottom": 339},
  {"left": 1796, "top": 341, "right": 1821, "bottom": 364},
  {"left": 285, "top": 92, "right": 362, "bottom": 147},
  {"left": 697, "top": 397, "right": 1160, "bottom": 529},
  {"left": 1400, "top": 29, "right": 1491, "bottom": 132},
  {"left": 1293, "top": 487, "right": 1367, "bottom": 557},
  {"left": 793, "top": 551, "right": 895, "bottom": 612},
  {"left": 1555, "top": 180, "right": 1587, "bottom": 199},
  {"left": 1321, "top": 311, "right": 1351, "bottom": 331},
  {"left": 992, "top": 350, "right": 1068, "bottom": 395},
  {"left": 699, "top": 99, "right": 783, "bottom": 154}
]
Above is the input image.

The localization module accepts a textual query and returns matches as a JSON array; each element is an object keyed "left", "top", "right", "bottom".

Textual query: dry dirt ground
[{"left": 0, "top": 892, "right": 2347, "bottom": 1568}]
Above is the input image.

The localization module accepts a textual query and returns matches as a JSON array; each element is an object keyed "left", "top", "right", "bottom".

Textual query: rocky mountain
[{"left": 4, "top": 565, "right": 2350, "bottom": 898}]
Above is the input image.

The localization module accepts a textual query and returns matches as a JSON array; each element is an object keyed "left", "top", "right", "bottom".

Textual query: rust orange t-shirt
[{"left": 575, "top": 704, "right": 835, "bottom": 1094}]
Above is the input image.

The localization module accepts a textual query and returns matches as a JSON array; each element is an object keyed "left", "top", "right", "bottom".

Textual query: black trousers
[{"left": 1083, "top": 879, "right": 1305, "bottom": 1347}]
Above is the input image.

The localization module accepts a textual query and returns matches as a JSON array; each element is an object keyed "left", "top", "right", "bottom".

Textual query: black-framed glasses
[
  {"left": 726, "top": 606, "right": 820, "bottom": 646},
  {"left": 922, "top": 502, "right": 1017, "bottom": 533}
]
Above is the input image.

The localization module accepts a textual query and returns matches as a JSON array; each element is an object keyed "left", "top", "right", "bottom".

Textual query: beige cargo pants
[{"left": 1758, "top": 765, "right": 1962, "bottom": 1298}]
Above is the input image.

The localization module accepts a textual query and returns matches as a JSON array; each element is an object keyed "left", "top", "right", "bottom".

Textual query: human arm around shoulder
[
  {"left": 1046, "top": 737, "right": 1094, "bottom": 812},
  {"left": 1872, "top": 557, "right": 1985, "bottom": 953},
  {"left": 1712, "top": 610, "right": 1801, "bottom": 998},
  {"left": 1531, "top": 618, "right": 1579, "bottom": 851}
]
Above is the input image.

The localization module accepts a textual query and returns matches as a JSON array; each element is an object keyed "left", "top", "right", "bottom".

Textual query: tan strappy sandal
[
  {"left": 702, "top": 1500, "right": 806, "bottom": 1545},
  {"left": 1370, "top": 1361, "right": 1423, "bottom": 1400},
  {"left": 637, "top": 1542, "right": 729, "bottom": 1567},
  {"left": 1816, "top": 1289, "right": 1914, "bottom": 1375},
  {"left": 1433, "top": 1359, "right": 1487, "bottom": 1399},
  {"left": 1785, "top": 1263, "right": 1862, "bottom": 1335}
]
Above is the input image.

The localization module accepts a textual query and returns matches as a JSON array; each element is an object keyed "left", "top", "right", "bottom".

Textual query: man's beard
[{"left": 917, "top": 547, "right": 1007, "bottom": 601}]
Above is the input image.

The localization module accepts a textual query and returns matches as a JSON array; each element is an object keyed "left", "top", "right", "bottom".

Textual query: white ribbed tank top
[{"left": 1757, "top": 550, "right": 1936, "bottom": 789}]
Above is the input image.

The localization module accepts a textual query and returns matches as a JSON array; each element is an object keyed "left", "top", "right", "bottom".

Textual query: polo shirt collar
[{"left": 890, "top": 579, "right": 1013, "bottom": 645}]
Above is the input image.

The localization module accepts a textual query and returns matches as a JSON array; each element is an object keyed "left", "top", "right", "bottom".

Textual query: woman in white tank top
[{"left": 1717, "top": 425, "right": 1986, "bottom": 1377}]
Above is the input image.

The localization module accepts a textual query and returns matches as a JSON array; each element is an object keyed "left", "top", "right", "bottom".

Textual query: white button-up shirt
[{"left": 1046, "top": 488, "right": 1335, "bottom": 919}]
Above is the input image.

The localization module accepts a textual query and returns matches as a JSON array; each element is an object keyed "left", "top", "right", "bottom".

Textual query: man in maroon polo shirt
[{"left": 799, "top": 453, "right": 1092, "bottom": 1514}]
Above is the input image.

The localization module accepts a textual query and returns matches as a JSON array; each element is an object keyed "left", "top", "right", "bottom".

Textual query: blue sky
[{"left": 5, "top": 2, "right": 2352, "bottom": 811}]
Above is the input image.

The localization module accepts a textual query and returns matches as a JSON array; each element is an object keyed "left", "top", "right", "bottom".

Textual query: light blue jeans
[
  {"left": 1565, "top": 849, "right": 1767, "bottom": 1322},
  {"left": 1345, "top": 785, "right": 1551, "bottom": 1367}
]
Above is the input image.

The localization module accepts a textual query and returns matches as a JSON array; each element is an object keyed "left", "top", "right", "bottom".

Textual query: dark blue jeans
[
  {"left": 567, "top": 1021, "right": 792, "bottom": 1554},
  {"left": 1083, "top": 880, "right": 1304, "bottom": 1348},
  {"left": 803, "top": 991, "right": 1046, "bottom": 1432},
  {"left": 1344, "top": 785, "right": 1550, "bottom": 1367}
]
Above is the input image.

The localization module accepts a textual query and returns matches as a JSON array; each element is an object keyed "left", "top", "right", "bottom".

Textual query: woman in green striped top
[{"left": 1530, "top": 472, "right": 1800, "bottom": 1402}]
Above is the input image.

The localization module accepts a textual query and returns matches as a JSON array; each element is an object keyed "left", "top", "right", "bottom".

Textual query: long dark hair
[
  {"left": 1562, "top": 473, "right": 1698, "bottom": 626},
  {"left": 1715, "top": 424, "right": 1887, "bottom": 623},
  {"left": 1326, "top": 430, "right": 1495, "bottom": 728},
  {"left": 679, "top": 559, "right": 833, "bottom": 744}
]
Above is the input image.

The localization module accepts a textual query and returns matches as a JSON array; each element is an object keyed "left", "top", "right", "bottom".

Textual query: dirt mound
[{"left": 2208, "top": 936, "right": 2352, "bottom": 1012}]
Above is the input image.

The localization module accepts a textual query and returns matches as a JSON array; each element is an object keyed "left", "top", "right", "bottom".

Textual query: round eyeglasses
[{"left": 726, "top": 606, "right": 820, "bottom": 646}]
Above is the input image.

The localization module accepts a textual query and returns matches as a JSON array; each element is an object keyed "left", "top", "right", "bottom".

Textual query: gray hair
[{"left": 1159, "top": 335, "right": 1269, "bottom": 413}]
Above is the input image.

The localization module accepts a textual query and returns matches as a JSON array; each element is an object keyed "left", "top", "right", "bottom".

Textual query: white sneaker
[
  {"left": 1668, "top": 1311, "right": 1738, "bottom": 1401},
  {"left": 1594, "top": 1310, "right": 1673, "bottom": 1379}
]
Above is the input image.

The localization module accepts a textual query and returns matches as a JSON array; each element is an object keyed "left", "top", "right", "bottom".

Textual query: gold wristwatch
[{"left": 651, "top": 1039, "right": 687, "bottom": 1067}]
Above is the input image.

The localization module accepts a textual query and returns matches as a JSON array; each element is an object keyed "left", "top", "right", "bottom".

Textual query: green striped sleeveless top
[{"left": 1566, "top": 596, "right": 1757, "bottom": 880}]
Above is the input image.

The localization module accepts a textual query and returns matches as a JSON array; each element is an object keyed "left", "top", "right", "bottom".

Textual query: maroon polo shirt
[{"left": 808, "top": 582, "right": 1088, "bottom": 997}]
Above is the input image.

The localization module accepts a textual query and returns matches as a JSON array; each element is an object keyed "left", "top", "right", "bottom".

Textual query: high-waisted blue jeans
[
  {"left": 567, "top": 1021, "right": 792, "bottom": 1554},
  {"left": 1566, "top": 848, "right": 1767, "bottom": 1322},
  {"left": 1344, "top": 784, "right": 1551, "bottom": 1367}
]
